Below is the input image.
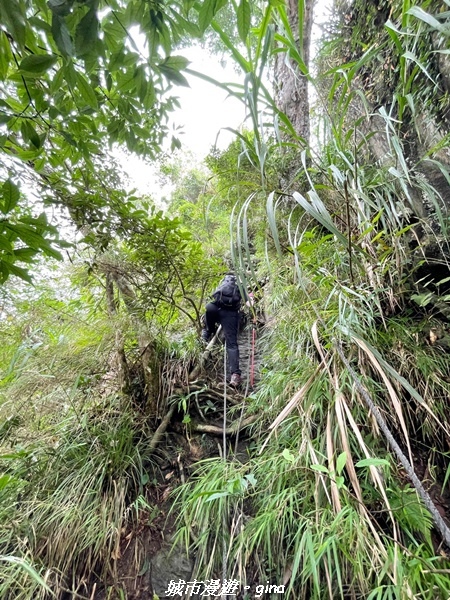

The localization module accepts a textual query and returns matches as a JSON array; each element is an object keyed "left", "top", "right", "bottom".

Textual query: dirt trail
[{"left": 202, "top": 316, "right": 264, "bottom": 392}]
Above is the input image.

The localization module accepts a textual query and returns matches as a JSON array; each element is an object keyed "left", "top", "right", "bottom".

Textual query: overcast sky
[
  {"left": 121, "top": 45, "right": 245, "bottom": 196},
  {"left": 123, "top": 1, "right": 331, "bottom": 196}
]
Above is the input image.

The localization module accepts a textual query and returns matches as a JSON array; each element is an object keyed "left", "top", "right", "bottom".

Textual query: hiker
[{"left": 201, "top": 273, "right": 253, "bottom": 388}]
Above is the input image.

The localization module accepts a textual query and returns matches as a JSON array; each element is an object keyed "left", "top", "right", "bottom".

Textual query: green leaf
[
  {"left": 13, "top": 247, "right": 38, "bottom": 262},
  {"left": 51, "top": 14, "right": 74, "bottom": 57},
  {"left": 0, "top": 474, "right": 14, "bottom": 490},
  {"left": 292, "top": 190, "right": 350, "bottom": 249},
  {"left": 0, "top": 31, "right": 13, "bottom": 79},
  {"left": 137, "top": 558, "right": 150, "bottom": 576},
  {"left": 48, "top": 0, "right": 73, "bottom": 17},
  {"left": 198, "top": 0, "right": 227, "bottom": 33},
  {"left": 171, "top": 135, "right": 181, "bottom": 150},
  {"left": 355, "top": 458, "right": 390, "bottom": 468},
  {"left": 205, "top": 491, "right": 229, "bottom": 502},
  {"left": 237, "top": 0, "right": 251, "bottom": 43},
  {"left": 4, "top": 262, "right": 33, "bottom": 283},
  {"left": 407, "top": 6, "right": 449, "bottom": 33},
  {"left": 244, "top": 473, "right": 257, "bottom": 486},
  {"left": 19, "top": 54, "right": 58, "bottom": 74},
  {"left": 281, "top": 448, "right": 296, "bottom": 463},
  {"left": 336, "top": 451, "right": 347, "bottom": 476},
  {"left": 75, "top": 8, "right": 99, "bottom": 57},
  {"left": 21, "top": 120, "right": 41, "bottom": 149},
  {"left": 266, "top": 192, "right": 282, "bottom": 256},
  {"left": 158, "top": 65, "right": 190, "bottom": 87},
  {"left": 310, "top": 464, "right": 329, "bottom": 474},
  {"left": 410, "top": 293, "right": 433, "bottom": 307},
  {"left": 0, "top": 113, "right": 11, "bottom": 125},
  {"left": 0, "top": 556, "right": 52, "bottom": 592},
  {"left": 162, "top": 55, "right": 190, "bottom": 71},
  {"left": 335, "top": 476, "right": 345, "bottom": 489},
  {"left": 402, "top": 50, "right": 436, "bottom": 84},
  {"left": 1, "top": 179, "right": 20, "bottom": 214},
  {"left": 0, "top": 0, "right": 26, "bottom": 48},
  {"left": 124, "top": 0, "right": 146, "bottom": 26},
  {"left": 133, "top": 65, "right": 148, "bottom": 101},
  {"left": 76, "top": 72, "right": 98, "bottom": 108},
  {"left": 0, "top": 235, "right": 13, "bottom": 253}
]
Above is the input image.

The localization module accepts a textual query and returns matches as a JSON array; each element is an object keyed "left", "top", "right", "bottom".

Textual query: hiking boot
[
  {"left": 201, "top": 329, "right": 211, "bottom": 343},
  {"left": 229, "top": 373, "right": 242, "bottom": 388}
]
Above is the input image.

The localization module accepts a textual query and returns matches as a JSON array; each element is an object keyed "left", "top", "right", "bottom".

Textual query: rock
[{"left": 151, "top": 542, "right": 193, "bottom": 598}]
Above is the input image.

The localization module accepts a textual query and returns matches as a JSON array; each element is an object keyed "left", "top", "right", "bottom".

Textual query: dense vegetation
[{"left": 2, "top": 0, "right": 450, "bottom": 598}]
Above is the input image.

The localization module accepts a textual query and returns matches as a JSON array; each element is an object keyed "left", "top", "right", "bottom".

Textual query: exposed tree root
[
  {"left": 188, "top": 327, "right": 222, "bottom": 381},
  {"left": 149, "top": 405, "right": 176, "bottom": 451}
]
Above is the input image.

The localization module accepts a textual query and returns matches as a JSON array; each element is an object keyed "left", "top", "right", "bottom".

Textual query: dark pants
[{"left": 205, "top": 302, "right": 240, "bottom": 375}]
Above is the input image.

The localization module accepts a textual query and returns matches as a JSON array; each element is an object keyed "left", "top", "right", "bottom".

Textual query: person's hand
[{"left": 246, "top": 292, "right": 254, "bottom": 307}]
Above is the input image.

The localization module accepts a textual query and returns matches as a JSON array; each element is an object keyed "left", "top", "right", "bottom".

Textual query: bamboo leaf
[
  {"left": 384, "top": 20, "right": 405, "bottom": 54},
  {"left": 403, "top": 50, "right": 436, "bottom": 84},
  {"left": 266, "top": 192, "right": 282, "bottom": 256},
  {"left": 407, "top": 6, "right": 449, "bottom": 33},
  {"left": 211, "top": 21, "right": 251, "bottom": 71},
  {"left": 0, "top": 556, "right": 52, "bottom": 593},
  {"left": 356, "top": 458, "right": 390, "bottom": 468},
  {"left": 237, "top": 0, "right": 251, "bottom": 43},
  {"left": 292, "top": 191, "right": 349, "bottom": 248}
]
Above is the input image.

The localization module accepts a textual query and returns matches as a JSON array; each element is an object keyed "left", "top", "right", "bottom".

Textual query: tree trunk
[
  {"left": 112, "top": 273, "right": 160, "bottom": 419},
  {"left": 105, "top": 272, "right": 131, "bottom": 397},
  {"left": 274, "top": 0, "right": 314, "bottom": 144}
]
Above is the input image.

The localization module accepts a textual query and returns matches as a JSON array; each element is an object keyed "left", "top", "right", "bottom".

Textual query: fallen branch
[{"left": 190, "top": 414, "right": 258, "bottom": 437}]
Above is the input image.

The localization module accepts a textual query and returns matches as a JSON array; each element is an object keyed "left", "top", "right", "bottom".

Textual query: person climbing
[{"left": 201, "top": 272, "right": 252, "bottom": 388}]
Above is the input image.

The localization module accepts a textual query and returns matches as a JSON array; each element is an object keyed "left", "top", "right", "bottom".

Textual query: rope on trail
[
  {"left": 222, "top": 342, "right": 228, "bottom": 597},
  {"left": 250, "top": 318, "right": 257, "bottom": 388},
  {"left": 335, "top": 342, "right": 450, "bottom": 548}
]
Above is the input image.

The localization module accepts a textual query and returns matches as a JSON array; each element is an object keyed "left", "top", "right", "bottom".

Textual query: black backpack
[{"left": 213, "top": 275, "right": 241, "bottom": 309}]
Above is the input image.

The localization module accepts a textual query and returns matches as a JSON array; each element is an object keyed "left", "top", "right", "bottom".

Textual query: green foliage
[
  {"left": 0, "top": 398, "right": 154, "bottom": 598},
  {"left": 3, "top": 0, "right": 450, "bottom": 597},
  {"left": 0, "top": 281, "right": 158, "bottom": 597},
  {"left": 0, "top": 0, "right": 238, "bottom": 283},
  {"left": 175, "top": 254, "right": 450, "bottom": 597},
  {"left": 0, "top": 180, "right": 67, "bottom": 283},
  {"left": 106, "top": 207, "right": 223, "bottom": 329},
  {"left": 172, "top": 1, "right": 450, "bottom": 590}
]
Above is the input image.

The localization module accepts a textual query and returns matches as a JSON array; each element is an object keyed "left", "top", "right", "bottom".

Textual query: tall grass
[
  {"left": 1, "top": 401, "right": 155, "bottom": 598},
  {"left": 0, "top": 289, "right": 157, "bottom": 599},
  {"left": 174, "top": 1, "right": 450, "bottom": 597}
]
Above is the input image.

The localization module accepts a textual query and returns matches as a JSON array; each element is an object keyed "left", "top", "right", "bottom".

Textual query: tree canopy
[
  {"left": 0, "top": 0, "right": 257, "bottom": 283},
  {"left": 4, "top": 1, "right": 450, "bottom": 598}
]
